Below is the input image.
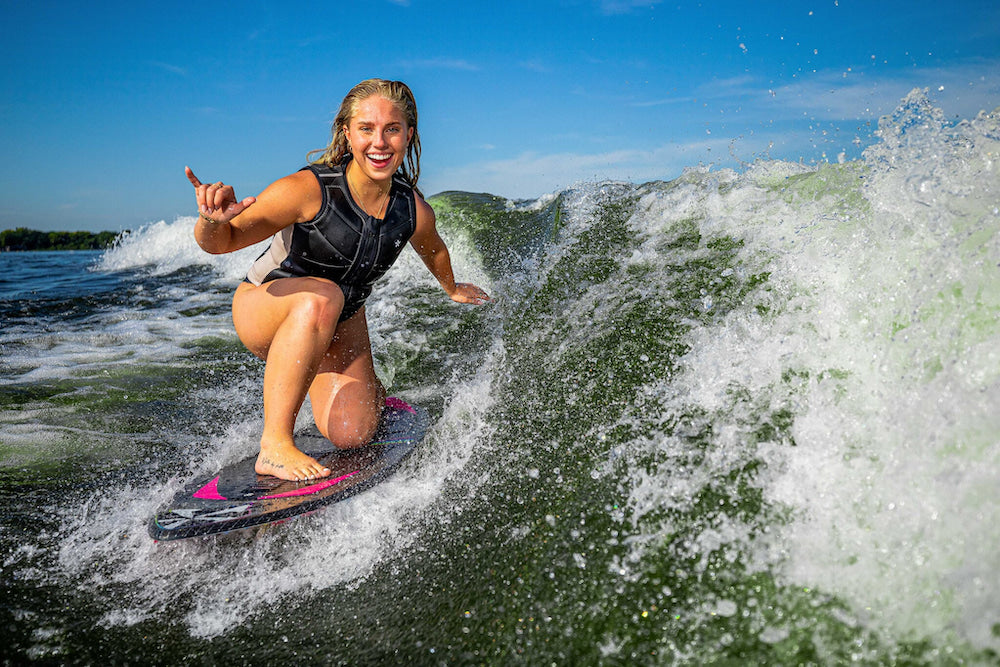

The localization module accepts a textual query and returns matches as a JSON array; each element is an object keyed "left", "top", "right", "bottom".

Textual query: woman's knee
[
  {"left": 232, "top": 279, "right": 346, "bottom": 352},
  {"left": 322, "top": 406, "right": 381, "bottom": 448},
  {"left": 288, "top": 282, "right": 345, "bottom": 334},
  {"left": 315, "top": 382, "right": 382, "bottom": 448}
]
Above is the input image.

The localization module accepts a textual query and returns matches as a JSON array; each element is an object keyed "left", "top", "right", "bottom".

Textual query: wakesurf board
[{"left": 148, "top": 397, "right": 428, "bottom": 541}]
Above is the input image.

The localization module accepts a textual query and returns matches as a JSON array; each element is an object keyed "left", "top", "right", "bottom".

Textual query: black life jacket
[{"left": 247, "top": 160, "right": 417, "bottom": 318}]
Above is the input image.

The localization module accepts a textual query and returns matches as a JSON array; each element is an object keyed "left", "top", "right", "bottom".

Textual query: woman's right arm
[{"left": 186, "top": 167, "right": 320, "bottom": 255}]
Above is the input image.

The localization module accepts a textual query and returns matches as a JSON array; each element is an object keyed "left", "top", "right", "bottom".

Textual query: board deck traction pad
[{"left": 148, "top": 398, "right": 428, "bottom": 541}]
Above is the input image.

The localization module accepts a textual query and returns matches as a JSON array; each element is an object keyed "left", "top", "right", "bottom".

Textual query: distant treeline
[{"left": 0, "top": 227, "right": 121, "bottom": 251}]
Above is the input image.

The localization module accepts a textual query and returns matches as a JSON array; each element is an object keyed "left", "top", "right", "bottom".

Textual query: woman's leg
[
  {"left": 308, "top": 306, "right": 385, "bottom": 448},
  {"left": 232, "top": 278, "right": 345, "bottom": 481}
]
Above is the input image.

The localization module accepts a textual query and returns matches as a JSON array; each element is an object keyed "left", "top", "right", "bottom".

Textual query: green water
[{"left": 1, "top": 93, "right": 998, "bottom": 665}]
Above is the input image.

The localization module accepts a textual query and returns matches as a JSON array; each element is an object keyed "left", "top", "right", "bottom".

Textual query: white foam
[
  {"left": 51, "top": 219, "right": 500, "bottom": 639},
  {"left": 50, "top": 347, "right": 500, "bottom": 638},
  {"left": 0, "top": 217, "right": 255, "bottom": 389},
  {"left": 616, "top": 92, "right": 1000, "bottom": 650},
  {"left": 33, "top": 90, "right": 1000, "bottom": 653},
  {"left": 97, "top": 216, "right": 269, "bottom": 282}
]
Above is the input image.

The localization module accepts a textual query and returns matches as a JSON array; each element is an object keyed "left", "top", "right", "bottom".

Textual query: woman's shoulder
[
  {"left": 250, "top": 169, "right": 323, "bottom": 224},
  {"left": 413, "top": 191, "right": 435, "bottom": 226},
  {"left": 268, "top": 168, "right": 322, "bottom": 198}
]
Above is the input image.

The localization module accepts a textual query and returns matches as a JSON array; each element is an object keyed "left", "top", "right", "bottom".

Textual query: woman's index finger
[{"left": 185, "top": 166, "right": 203, "bottom": 187}]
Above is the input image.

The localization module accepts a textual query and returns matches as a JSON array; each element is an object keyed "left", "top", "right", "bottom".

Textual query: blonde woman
[{"left": 186, "top": 79, "right": 490, "bottom": 482}]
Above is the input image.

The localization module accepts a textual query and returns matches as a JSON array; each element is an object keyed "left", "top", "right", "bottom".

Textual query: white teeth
[{"left": 368, "top": 153, "right": 391, "bottom": 161}]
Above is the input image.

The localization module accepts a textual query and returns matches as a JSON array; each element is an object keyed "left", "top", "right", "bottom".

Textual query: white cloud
[
  {"left": 519, "top": 60, "right": 552, "bottom": 73},
  {"left": 425, "top": 137, "right": 744, "bottom": 199},
  {"left": 149, "top": 61, "right": 186, "bottom": 76},
  {"left": 694, "top": 75, "right": 760, "bottom": 99},
  {"left": 762, "top": 59, "right": 1000, "bottom": 121},
  {"left": 423, "top": 58, "right": 1000, "bottom": 199},
  {"left": 598, "top": 0, "right": 663, "bottom": 15},
  {"left": 630, "top": 96, "right": 687, "bottom": 108}
]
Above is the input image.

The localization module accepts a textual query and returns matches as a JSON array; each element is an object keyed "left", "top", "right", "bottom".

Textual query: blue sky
[{"left": 2, "top": 0, "right": 999, "bottom": 232}]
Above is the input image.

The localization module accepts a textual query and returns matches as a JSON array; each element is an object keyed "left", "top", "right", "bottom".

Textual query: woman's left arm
[{"left": 410, "top": 196, "right": 491, "bottom": 305}]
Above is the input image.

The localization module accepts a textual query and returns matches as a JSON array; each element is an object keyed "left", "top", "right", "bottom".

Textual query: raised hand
[{"left": 185, "top": 166, "right": 257, "bottom": 223}]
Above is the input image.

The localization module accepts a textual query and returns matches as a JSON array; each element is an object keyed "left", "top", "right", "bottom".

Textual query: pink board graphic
[
  {"left": 149, "top": 399, "right": 428, "bottom": 541},
  {"left": 192, "top": 476, "right": 225, "bottom": 500},
  {"left": 261, "top": 471, "right": 359, "bottom": 499}
]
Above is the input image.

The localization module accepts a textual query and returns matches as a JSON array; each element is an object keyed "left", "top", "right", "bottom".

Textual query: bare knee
[
  {"left": 288, "top": 284, "right": 344, "bottom": 336},
  {"left": 315, "top": 383, "right": 383, "bottom": 448},
  {"left": 321, "top": 407, "right": 381, "bottom": 449}
]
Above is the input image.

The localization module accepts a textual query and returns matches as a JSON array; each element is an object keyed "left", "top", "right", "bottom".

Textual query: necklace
[{"left": 346, "top": 170, "right": 391, "bottom": 219}]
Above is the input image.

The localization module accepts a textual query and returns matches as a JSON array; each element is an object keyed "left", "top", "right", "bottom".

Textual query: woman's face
[{"left": 344, "top": 95, "right": 414, "bottom": 185}]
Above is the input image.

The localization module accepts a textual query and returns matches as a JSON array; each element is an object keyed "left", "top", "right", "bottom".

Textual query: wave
[
  {"left": 424, "top": 88, "right": 1000, "bottom": 658},
  {"left": 7, "top": 89, "right": 998, "bottom": 663},
  {"left": 96, "top": 216, "right": 269, "bottom": 282}
]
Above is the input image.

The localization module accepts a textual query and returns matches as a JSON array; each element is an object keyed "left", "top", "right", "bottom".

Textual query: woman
[{"left": 186, "top": 79, "right": 490, "bottom": 482}]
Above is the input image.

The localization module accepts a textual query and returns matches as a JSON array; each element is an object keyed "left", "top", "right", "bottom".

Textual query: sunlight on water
[
  {"left": 3, "top": 91, "right": 997, "bottom": 663},
  {"left": 48, "top": 211, "right": 501, "bottom": 643},
  {"left": 97, "top": 216, "right": 269, "bottom": 282},
  {"left": 620, "top": 92, "right": 1000, "bottom": 651}
]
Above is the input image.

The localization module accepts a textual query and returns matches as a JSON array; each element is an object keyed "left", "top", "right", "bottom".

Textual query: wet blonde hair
[{"left": 308, "top": 79, "right": 422, "bottom": 190}]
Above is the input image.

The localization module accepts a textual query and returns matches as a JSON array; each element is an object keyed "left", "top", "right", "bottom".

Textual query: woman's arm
[
  {"left": 186, "top": 167, "right": 320, "bottom": 255},
  {"left": 409, "top": 195, "right": 490, "bottom": 304}
]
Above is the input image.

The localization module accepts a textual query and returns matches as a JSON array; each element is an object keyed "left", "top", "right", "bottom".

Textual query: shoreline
[{"left": 0, "top": 226, "right": 122, "bottom": 252}]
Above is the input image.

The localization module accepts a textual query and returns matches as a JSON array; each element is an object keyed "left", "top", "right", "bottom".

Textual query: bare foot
[{"left": 255, "top": 438, "right": 332, "bottom": 481}]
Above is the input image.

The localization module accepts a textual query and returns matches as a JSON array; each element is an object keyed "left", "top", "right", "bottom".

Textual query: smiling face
[{"left": 344, "top": 95, "right": 415, "bottom": 187}]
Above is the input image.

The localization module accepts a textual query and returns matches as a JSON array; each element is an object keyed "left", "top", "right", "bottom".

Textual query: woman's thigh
[
  {"left": 231, "top": 278, "right": 345, "bottom": 358},
  {"left": 308, "top": 307, "right": 384, "bottom": 447}
]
